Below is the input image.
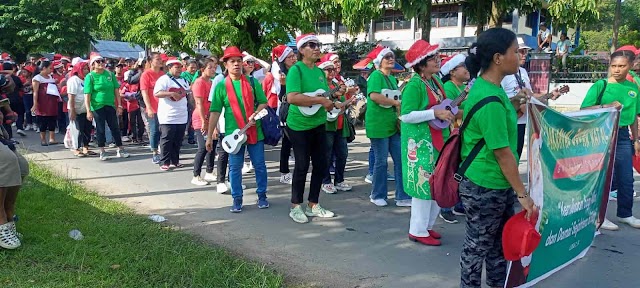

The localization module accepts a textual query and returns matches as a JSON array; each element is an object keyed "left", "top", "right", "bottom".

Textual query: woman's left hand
[{"left": 116, "top": 106, "right": 123, "bottom": 116}]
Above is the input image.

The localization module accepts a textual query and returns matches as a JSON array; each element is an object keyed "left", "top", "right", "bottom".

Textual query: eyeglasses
[
  {"left": 383, "top": 54, "right": 395, "bottom": 60},
  {"left": 245, "top": 60, "right": 255, "bottom": 64},
  {"left": 286, "top": 54, "right": 297, "bottom": 60},
  {"left": 324, "top": 68, "right": 336, "bottom": 73},
  {"left": 306, "top": 42, "right": 321, "bottom": 50}
]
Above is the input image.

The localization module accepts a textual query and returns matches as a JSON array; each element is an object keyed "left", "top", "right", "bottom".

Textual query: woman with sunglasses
[
  {"left": 317, "top": 55, "right": 350, "bottom": 195},
  {"left": 365, "top": 46, "right": 411, "bottom": 207},
  {"left": 31, "top": 60, "right": 60, "bottom": 146},
  {"left": 84, "top": 55, "right": 130, "bottom": 161},
  {"left": 285, "top": 34, "right": 338, "bottom": 223},
  {"left": 263, "top": 45, "right": 297, "bottom": 185}
]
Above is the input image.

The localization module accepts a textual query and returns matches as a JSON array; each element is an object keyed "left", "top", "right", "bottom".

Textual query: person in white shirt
[
  {"left": 537, "top": 22, "right": 552, "bottom": 52},
  {"left": 502, "top": 38, "right": 563, "bottom": 159},
  {"left": 153, "top": 59, "right": 190, "bottom": 171},
  {"left": 556, "top": 33, "right": 572, "bottom": 71},
  {"left": 67, "top": 61, "right": 96, "bottom": 157}
]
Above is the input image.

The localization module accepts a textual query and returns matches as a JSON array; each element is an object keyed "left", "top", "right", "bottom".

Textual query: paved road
[{"left": 15, "top": 128, "right": 640, "bottom": 288}]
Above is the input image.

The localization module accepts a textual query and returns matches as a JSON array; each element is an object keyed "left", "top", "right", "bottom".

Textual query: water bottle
[{"left": 68, "top": 229, "right": 84, "bottom": 240}]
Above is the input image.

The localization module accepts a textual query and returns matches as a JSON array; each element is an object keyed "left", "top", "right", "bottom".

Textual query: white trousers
[{"left": 409, "top": 198, "right": 440, "bottom": 237}]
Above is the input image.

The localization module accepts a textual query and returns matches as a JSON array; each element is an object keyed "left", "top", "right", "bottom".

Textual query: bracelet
[{"left": 517, "top": 191, "right": 530, "bottom": 199}]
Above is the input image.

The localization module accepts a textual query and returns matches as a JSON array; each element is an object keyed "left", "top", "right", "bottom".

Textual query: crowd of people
[{"left": 2, "top": 28, "right": 640, "bottom": 287}]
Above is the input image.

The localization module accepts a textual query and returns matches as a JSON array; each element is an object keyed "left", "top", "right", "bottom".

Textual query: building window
[
  {"left": 431, "top": 5, "right": 459, "bottom": 28},
  {"left": 316, "top": 21, "right": 332, "bottom": 35},
  {"left": 337, "top": 22, "right": 347, "bottom": 34},
  {"left": 525, "top": 13, "right": 536, "bottom": 28},
  {"left": 374, "top": 10, "right": 410, "bottom": 31}
]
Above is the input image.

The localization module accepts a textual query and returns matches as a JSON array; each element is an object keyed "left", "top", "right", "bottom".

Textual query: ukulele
[
  {"left": 221, "top": 109, "right": 269, "bottom": 154},
  {"left": 327, "top": 96, "right": 358, "bottom": 122},
  {"left": 298, "top": 86, "right": 342, "bottom": 116},
  {"left": 428, "top": 79, "right": 476, "bottom": 130},
  {"left": 379, "top": 89, "right": 401, "bottom": 108}
]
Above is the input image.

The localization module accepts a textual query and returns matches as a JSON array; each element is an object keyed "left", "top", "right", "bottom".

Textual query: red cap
[
  {"left": 502, "top": 210, "right": 542, "bottom": 261},
  {"left": 221, "top": 46, "right": 244, "bottom": 62},
  {"left": 54, "top": 53, "right": 62, "bottom": 60},
  {"left": 22, "top": 65, "right": 35, "bottom": 74}
]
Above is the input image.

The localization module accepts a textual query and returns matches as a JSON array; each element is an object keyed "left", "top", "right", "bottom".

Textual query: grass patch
[{"left": 0, "top": 163, "right": 284, "bottom": 288}]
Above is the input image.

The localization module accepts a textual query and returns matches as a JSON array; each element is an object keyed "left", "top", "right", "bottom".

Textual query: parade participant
[
  {"left": 67, "top": 61, "right": 96, "bottom": 157},
  {"left": 581, "top": 49, "right": 640, "bottom": 230},
  {"left": 317, "top": 55, "right": 351, "bottom": 194},
  {"left": 181, "top": 59, "right": 199, "bottom": 145},
  {"left": 140, "top": 52, "right": 166, "bottom": 164},
  {"left": 31, "top": 60, "right": 59, "bottom": 146},
  {"left": 399, "top": 40, "right": 454, "bottom": 246},
  {"left": 20, "top": 66, "right": 36, "bottom": 131},
  {"left": 191, "top": 59, "right": 218, "bottom": 186},
  {"left": 205, "top": 46, "right": 269, "bottom": 213},
  {"left": 502, "top": 37, "right": 564, "bottom": 159},
  {"left": 365, "top": 45, "right": 411, "bottom": 207},
  {"left": 52, "top": 60, "right": 67, "bottom": 134},
  {"left": 1, "top": 62, "right": 25, "bottom": 137},
  {"left": 263, "top": 44, "right": 297, "bottom": 184},
  {"left": 438, "top": 53, "right": 469, "bottom": 223},
  {"left": 84, "top": 55, "right": 130, "bottom": 161},
  {"left": 153, "top": 59, "right": 189, "bottom": 171},
  {"left": 616, "top": 46, "right": 640, "bottom": 85},
  {"left": 458, "top": 28, "right": 536, "bottom": 288},
  {"left": 284, "top": 34, "right": 337, "bottom": 223},
  {"left": 115, "top": 62, "right": 129, "bottom": 141}
]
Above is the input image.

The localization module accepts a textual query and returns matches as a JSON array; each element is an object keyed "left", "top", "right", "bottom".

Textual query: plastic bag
[
  {"left": 64, "top": 121, "right": 79, "bottom": 149},
  {"left": 633, "top": 155, "right": 640, "bottom": 174}
]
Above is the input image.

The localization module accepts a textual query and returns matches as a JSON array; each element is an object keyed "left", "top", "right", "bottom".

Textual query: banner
[{"left": 505, "top": 100, "right": 620, "bottom": 288}]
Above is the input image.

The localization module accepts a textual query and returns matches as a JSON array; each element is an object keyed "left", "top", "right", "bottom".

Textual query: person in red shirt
[
  {"left": 190, "top": 59, "right": 218, "bottom": 186},
  {"left": 52, "top": 60, "right": 67, "bottom": 134},
  {"left": 140, "top": 52, "right": 166, "bottom": 164}
]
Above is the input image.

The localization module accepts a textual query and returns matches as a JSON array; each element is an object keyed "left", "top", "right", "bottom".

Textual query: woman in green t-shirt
[
  {"left": 580, "top": 50, "right": 640, "bottom": 231},
  {"left": 458, "top": 28, "right": 536, "bottom": 288},
  {"left": 284, "top": 34, "right": 341, "bottom": 224},
  {"left": 399, "top": 40, "right": 455, "bottom": 246},
  {"left": 364, "top": 46, "right": 411, "bottom": 207}
]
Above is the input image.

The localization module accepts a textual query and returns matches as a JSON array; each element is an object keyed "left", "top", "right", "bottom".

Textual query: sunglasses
[
  {"left": 305, "top": 42, "right": 321, "bottom": 50},
  {"left": 94, "top": 60, "right": 104, "bottom": 64},
  {"left": 244, "top": 60, "right": 255, "bottom": 64},
  {"left": 383, "top": 54, "right": 395, "bottom": 60}
]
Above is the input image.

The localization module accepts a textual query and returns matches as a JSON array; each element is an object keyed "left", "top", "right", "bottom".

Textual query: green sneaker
[
  {"left": 289, "top": 206, "right": 309, "bottom": 223},
  {"left": 305, "top": 204, "right": 335, "bottom": 218}
]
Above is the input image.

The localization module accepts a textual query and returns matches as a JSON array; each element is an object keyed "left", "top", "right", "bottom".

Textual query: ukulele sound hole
[{"left": 233, "top": 135, "right": 239, "bottom": 140}]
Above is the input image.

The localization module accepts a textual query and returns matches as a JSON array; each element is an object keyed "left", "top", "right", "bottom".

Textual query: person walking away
[
  {"left": 153, "top": 59, "right": 189, "bottom": 171},
  {"left": 580, "top": 49, "right": 640, "bottom": 231},
  {"left": 365, "top": 46, "right": 411, "bottom": 207},
  {"left": 205, "top": 46, "right": 269, "bottom": 212},
  {"left": 84, "top": 55, "right": 130, "bottom": 161},
  {"left": 458, "top": 28, "right": 536, "bottom": 288}
]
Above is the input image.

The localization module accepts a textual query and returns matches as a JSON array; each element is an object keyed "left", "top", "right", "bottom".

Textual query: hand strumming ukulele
[
  {"left": 428, "top": 79, "right": 475, "bottom": 130},
  {"left": 221, "top": 109, "right": 269, "bottom": 154},
  {"left": 298, "top": 86, "right": 342, "bottom": 116}
]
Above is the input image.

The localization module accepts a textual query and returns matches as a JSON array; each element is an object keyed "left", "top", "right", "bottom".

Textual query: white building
[{"left": 315, "top": 3, "right": 577, "bottom": 50}]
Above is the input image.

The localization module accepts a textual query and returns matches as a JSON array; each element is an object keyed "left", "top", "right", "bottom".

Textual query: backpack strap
[
  {"left": 455, "top": 96, "right": 503, "bottom": 182},
  {"left": 249, "top": 76, "right": 258, "bottom": 108},
  {"left": 595, "top": 79, "right": 608, "bottom": 106}
]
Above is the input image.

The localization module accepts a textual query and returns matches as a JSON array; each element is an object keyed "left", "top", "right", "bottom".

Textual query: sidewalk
[{"left": 15, "top": 128, "right": 640, "bottom": 288}]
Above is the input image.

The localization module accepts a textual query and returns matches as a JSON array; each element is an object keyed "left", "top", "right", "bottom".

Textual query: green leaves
[{"left": 547, "top": 0, "right": 600, "bottom": 27}]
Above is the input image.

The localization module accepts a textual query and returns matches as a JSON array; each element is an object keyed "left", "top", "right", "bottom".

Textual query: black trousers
[
  {"left": 516, "top": 123, "right": 526, "bottom": 160},
  {"left": 159, "top": 123, "right": 186, "bottom": 166},
  {"left": 216, "top": 133, "right": 229, "bottom": 183},
  {"left": 193, "top": 132, "right": 216, "bottom": 177},
  {"left": 57, "top": 102, "right": 67, "bottom": 134},
  {"left": 37, "top": 116, "right": 57, "bottom": 132},
  {"left": 287, "top": 125, "right": 328, "bottom": 204},
  {"left": 279, "top": 132, "right": 293, "bottom": 174},
  {"left": 119, "top": 108, "right": 129, "bottom": 136},
  {"left": 128, "top": 109, "right": 144, "bottom": 141},
  {"left": 93, "top": 106, "right": 122, "bottom": 148},
  {"left": 74, "top": 113, "right": 92, "bottom": 148}
]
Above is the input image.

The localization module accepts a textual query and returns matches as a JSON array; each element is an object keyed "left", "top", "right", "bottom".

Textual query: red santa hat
[
  {"left": 404, "top": 40, "right": 440, "bottom": 68},
  {"left": 272, "top": 45, "right": 294, "bottom": 62},
  {"left": 367, "top": 45, "right": 394, "bottom": 68},
  {"left": 296, "top": 34, "right": 319, "bottom": 50},
  {"left": 325, "top": 53, "right": 339, "bottom": 61},
  {"left": 52, "top": 60, "right": 64, "bottom": 69},
  {"left": 53, "top": 53, "right": 62, "bottom": 61},
  {"left": 317, "top": 54, "right": 335, "bottom": 70},
  {"left": 60, "top": 56, "right": 71, "bottom": 63},
  {"left": 502, "top": 210, "right": 542, "bottom": 261},
  {"left": 166, "top": 58, "right": 182, "bottom": 66},
  {"left": 89, "top": 54, "right": 104, "bottom": 66},
  {"left": 440, "top": 54, "right": 466, "bottom": 76}
]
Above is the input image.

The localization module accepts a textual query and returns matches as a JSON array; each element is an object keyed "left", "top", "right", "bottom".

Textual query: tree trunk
[
  {"left": 611, "top": 0, "right": 622, "bottom": 52},
  {"left": 489, "top": 1, "right": 503, "bottom": 28},
  {"left": 419, "top": 2, "right": 433, "bottom": 41},
  {"left": 475, "top": 0, "right": 485, "bottom": 35}
]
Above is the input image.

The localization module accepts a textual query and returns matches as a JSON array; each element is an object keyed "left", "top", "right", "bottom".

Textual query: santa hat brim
[
  {"left": 296, "top": 35, "right": 319, "bottom": 50},
  {"left": 277, "top": 47, "right": 294, "bottom": 62},
  {"left": 405, "top": 44, "right": 440, "bottom": 68}
]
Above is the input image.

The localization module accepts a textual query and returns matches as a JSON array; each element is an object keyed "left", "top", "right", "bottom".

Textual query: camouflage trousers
[{"left": 459, "top": 178, "right": 515, "bottom": 288}]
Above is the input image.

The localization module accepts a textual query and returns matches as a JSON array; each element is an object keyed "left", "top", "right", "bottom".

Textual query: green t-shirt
[
  {"left": 84, "top": 71, "right": 120, "bottom": 111},
  {"left": 181, "top": 71, "right": 200, "bottom": 85},
  {"left": 285, "top": 61, "right": 330, "bottom": 131},
  {"left": 210, "top": 77, "right": 268, "bottom": 141},
  {"left": 630, "top": 71, "right": 640, "bottom": 89},
  {"left": 365, "top": 70, "right": 399, "bottom": 138},
  {"left": 460, "top": 76, "right": 518, "bottom": 189},
  {"left": 443, "top": 80, "right": 466, "bottom": 110},
  {"left": 580, "top": 80, "right": 640, "bottom": 126}
]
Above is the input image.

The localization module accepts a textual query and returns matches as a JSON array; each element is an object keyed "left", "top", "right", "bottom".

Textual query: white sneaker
[
  {"left": 16, "top": 129, "right": 26, "bottom": 136},
  {"left": 370, "top": 198, "right": 388, "bottom": 207},
  {"left": 364, "top": 174, "right": 373, "bottom": 184},
  {"left": 99, "top": 151, "right": 109, "bottom": 161},
  {"left": 395, "top": 199, "right": 412, "bottom": 207},
  {"left": 0, "top": 222, "right": 21, "bottom": 249},
  {"left": 280, "top": 173, "right": 292, "bottom": 184},
  {"left": 116, "top": 149, "right": 130, "bottom": 158},
  {"left": 203, "top": 172, "right": 216, "bottom": 182},
  {"left": 191, "top": 176, "right": 209, "bottom": 186},
  {"left": 225, "top": 181, "right": 246, "bottom": 190},
  {"left": 600, "top": 218, "right": 619, "bottom": 231},
  {"left": 288, "top": 155, "right": 295, "bottom": 164},
  {"left": 618, "top": 216, "right": 640, "bottom": 228},
  {"left": 335, "top": 182, "right": 352, "bottom": 191},
  {"left": 23, "top": 125, "right": 30, "bottom": 131},
  {"left": 242, "top": 163, "right": 251, "bottom": 174},
  {"left": 216, "top": 183, "right": 229, "bottom": 194},
  {"left": 122, "top": 136, "right": 130, "bottom": 142},
  {"left": 305, "top": 204, "right": 335, "bottom": 218},
  {"left": 322, "top": 183, "right": 337, "bottom": 194},
  {"left": 108, "top": 143, "right": 117, "bottom": 148}
]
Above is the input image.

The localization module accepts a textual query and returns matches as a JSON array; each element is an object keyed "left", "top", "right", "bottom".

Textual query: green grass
[{"left": 0, "top": 163, "right": 284, "bottom": 288}]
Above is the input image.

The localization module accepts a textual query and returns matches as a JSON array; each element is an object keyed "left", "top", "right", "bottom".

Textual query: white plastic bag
[{"left": 64, "top": 121, "right": 79, "bottom": 149}]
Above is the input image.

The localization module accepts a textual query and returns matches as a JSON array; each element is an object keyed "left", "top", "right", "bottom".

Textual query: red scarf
[
  {"left": 225, "top": 75, "right": 257, "bottom": 144},
  {"left": 426, "top": 79, "right": 445, "bottom": 151}
]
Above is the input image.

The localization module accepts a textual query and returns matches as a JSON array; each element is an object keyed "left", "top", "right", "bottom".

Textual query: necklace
[{"left": 420, "top": 77, "right": 443, "bottom": 102}]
